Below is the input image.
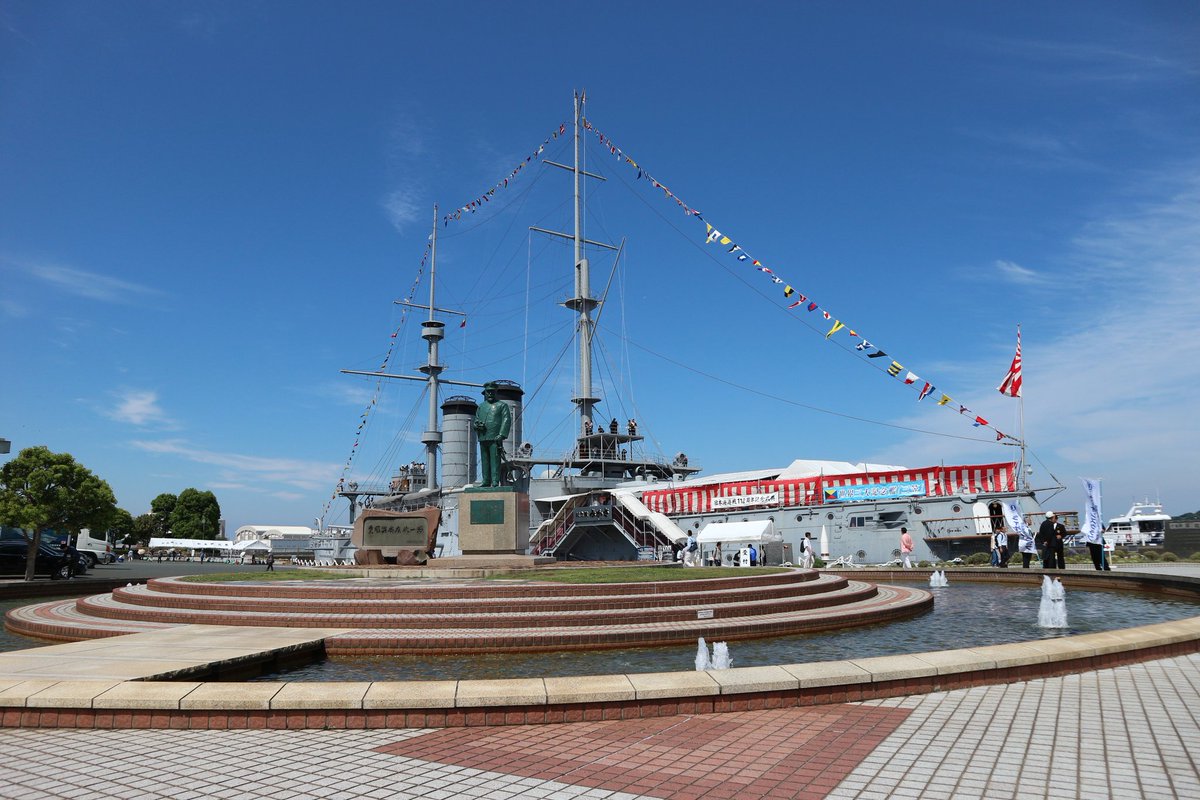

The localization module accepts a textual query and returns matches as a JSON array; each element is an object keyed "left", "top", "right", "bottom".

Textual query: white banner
[
  {"left": 711, "top": 492, "right": 779, "bottom": 510},
  {"left": 1080, "top": 477, "right": 1104, "bottom": 544},
  {"left": 1004, "top": 500, "right": 1037, "bottom": 554}
]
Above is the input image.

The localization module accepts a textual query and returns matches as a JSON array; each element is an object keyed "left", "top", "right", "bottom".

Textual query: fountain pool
[{"left": 250, "top": 580, "right": 1200, "bottom": 682}]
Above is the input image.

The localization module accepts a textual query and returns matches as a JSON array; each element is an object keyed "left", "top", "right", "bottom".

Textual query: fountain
[
  {"left": 694, "top": 638, "right": 732, "bottom": 670},
  {"left": 711, "top": 641, "right": 732, "bottom": 670},
  {"left": 929, "top": 570, "right": 949, "bottom": 588},
  {"left": 1038, "top": 575, "right": 1068, "bottom": 628}
]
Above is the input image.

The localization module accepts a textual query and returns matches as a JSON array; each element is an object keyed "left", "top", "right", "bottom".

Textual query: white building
[{"left": 232, "top": 525, "right": 316, "bottom": 543}]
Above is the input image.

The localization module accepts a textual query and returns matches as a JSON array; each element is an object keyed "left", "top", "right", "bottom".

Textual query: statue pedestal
[{"left": 459, "top": 487, "right": 530, "bottom": 555}]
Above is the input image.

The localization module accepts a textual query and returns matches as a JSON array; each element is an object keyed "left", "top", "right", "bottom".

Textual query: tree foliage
[
  {"left": 0, "top": 446, "right": 117, "bottom": 580},
  {"left": 107, "top": 507, "right": 135, "bottom": 546},
  {"left": 130, "top": 513, "right": 159, "bottom": 548},
  {"left": 169, "top": 488, "right": 222, "bottom": 540},
  {"left": 149, "top": 493, "right": 177, "bottom": 537}
]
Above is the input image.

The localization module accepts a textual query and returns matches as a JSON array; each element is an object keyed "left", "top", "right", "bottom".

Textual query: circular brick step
[
  {"left": 323, "top": 584, "right": 933, "bottom": 654},
  {"left": 5, "top": 569, "right": 933, "bottom": 653}
]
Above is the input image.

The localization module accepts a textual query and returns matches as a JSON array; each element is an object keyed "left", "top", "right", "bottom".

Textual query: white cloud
[
  {"left": 382, "top": 188, "right": 424, "bottom": 232},
  {"left": 130, "top": 438, "right": 340, "bottom": 492},
  {"left": 0, "top": 296, "right": 28, "bottom": 318},
  {"left": 108, "top": 390, "right": 174, "bottom": 428},
  {"left": 993, "top": 37, "right": 1194, "bottom": 84},
  {"left": 992, "top": 259, "right": 1049, "bottom": 286},
  {"left": 11, "top": 258, "right": 162, "bottom": 304}
]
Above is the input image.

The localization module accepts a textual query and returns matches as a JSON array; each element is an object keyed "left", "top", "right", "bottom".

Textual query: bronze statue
[{"left": 473, "top": 381, "right": 512, "bottom": 487}]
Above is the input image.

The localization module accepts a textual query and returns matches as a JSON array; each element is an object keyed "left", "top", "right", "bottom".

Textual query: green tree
[
  {"left": 130, "top": 513, "right": 158, "bottom": 548},
  {"left": 0, "top": 446, "right": 118, "bottom": 580},
  {"left": 169, "top": 488, "right": 222, "bottom": 540},
  {"left": 149, "top": 493, "right": 177, "bottom": 536},
  {"left": 107, "top": 507, "right": 135, "bottom": 547}
]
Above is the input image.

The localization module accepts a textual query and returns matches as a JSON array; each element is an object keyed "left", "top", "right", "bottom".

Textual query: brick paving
[{"left": 2, "top": 653, "right": 1199, "bottom": 799}]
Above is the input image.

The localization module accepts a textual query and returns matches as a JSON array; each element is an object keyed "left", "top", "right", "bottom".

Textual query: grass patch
[
  {"left": 488, "top": 565, "right": 791, "bottom": 584},
  {"left": 180, "top": 569, "right": 360, "bottom": 583}
]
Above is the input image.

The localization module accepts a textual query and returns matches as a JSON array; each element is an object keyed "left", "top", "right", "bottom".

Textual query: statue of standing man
[{"left": 473, "top": 381, "right": 512, "bottom": 487}]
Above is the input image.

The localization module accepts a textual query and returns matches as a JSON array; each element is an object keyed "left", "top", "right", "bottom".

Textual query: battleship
[{"left": 318, "top": 92, "right": 1057, "bottom": 567}]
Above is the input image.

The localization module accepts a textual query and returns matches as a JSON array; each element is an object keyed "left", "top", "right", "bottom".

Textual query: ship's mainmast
[{"left": 569, "top": 91, "right": 600, "bottom": 432}]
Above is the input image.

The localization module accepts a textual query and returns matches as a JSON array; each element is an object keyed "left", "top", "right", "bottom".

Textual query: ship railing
[
  {"left": 530, "top": 494, "right": 591, "bottom": 556},
  {"left": 921, "top": 511, "right": 1080, "bottom": 539},
  {"left": 610, "top": 503, "right": 674, "bottom": 552}
]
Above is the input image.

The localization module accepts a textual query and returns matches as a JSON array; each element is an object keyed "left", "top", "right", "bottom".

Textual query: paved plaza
[{"left": 2, "top": 652, "right": 1198, "bottom": 799}]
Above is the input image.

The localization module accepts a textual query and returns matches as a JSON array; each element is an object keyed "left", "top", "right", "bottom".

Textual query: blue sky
[{"left": 2, "top": 1, "right": 1198, "bottom": 536}]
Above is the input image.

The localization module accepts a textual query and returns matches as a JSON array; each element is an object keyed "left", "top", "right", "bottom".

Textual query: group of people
[
  {"left": 993, "top": 511, "right": 1109, "bottom": 570},
  {"left": 676, "top": 534, "right": 770, "bottom": 567},
  {"left": 1032, "top": 512, "right": 1066, "bottom": 569}
]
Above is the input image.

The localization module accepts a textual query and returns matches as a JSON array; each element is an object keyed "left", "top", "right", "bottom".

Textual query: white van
[{"left": 75, "top": 529, "right": 115, "bottom": 567}]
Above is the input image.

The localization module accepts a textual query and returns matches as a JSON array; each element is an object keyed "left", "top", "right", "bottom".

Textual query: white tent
[
  {"left": 697, "top": 520, "right": 780, "bottom": 546},
  {"left": 234, "top": 539, "right": 271, "bottom": 552},
  {"left": 149, "top": 537, "right": 234, "bottom": 551}
]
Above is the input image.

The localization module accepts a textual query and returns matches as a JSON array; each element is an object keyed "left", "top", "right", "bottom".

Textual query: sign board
[
  {"left": 352, "top": 507, "right": 440, "bottom": 559},
  {"left": 711, "top": 492, "right": 779, "bottom": 510},
  {"left": 470, "top": 500, "right": 505, "bottom": 525},
  {"left": 822, "top": 480, "right": 926, "bottom": 503},
  {"left": 696, "top": 609, "right": 714, "bottom": 619},
  {"left": 361, "top": 518, "right": 429, "bottom": 549},
  {"left": 574, "top": 504, "right": 613, "bottom": 525}
]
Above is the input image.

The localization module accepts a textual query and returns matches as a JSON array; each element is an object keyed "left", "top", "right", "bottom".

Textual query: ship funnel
[
  {"left": 491, "top": 380, "right": 525, "bottom": 462},
  {"left": 441, "top": 395, "right": 478, "bottom": 489}
]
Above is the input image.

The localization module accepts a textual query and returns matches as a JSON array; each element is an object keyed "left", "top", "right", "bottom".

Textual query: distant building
[
  {"left": 232, "top": 525, "right": 315, "bottom": 542},
  {"left": 232, "top": 525, "right": 318, "bottom": 558}
]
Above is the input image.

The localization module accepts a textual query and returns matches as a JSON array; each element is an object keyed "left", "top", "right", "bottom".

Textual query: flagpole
[{"left": 1018, "top": 323, "right": 1026, "bottom": 491}]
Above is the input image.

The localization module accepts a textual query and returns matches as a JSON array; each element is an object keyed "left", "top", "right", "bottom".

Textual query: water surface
[{"left": 254, "top": 581, "right": 1200, "bottom": 682}]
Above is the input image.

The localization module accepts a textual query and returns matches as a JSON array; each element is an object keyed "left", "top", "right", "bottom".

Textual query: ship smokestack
[{"left": 440, "top": 395, "right": 478, "bottom": 488}]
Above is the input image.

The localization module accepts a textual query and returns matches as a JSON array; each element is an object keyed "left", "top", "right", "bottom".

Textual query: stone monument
[
  {"left": 351, "top": 507, "right": 440, "bottom": 565},
  {"left": 458, "top": 380, "right": 531, "bottom": 556}
]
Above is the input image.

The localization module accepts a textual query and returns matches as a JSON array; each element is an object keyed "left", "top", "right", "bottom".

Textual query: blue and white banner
[
  {"left": 1080, "top": 477, "right": 1104, "bottom": 545},
  {"left": 822, "top": 480, "right": 925, "bottom": 503},
  {"left": 1004, "top": 500, "right": 1037, "bottom": 554}
]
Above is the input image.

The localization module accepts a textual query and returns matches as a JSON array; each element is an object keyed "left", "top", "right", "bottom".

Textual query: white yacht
[{"left": 1106, "top": 500, "right": 1170, "bottom": 546}]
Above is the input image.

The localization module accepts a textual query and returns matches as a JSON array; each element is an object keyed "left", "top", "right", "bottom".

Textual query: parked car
[
  {"left": 42, "top": 533, "right": 94, "bottom": 573},
  {"left": 0, "top": 538, "right": 78, "bottom": 579}
]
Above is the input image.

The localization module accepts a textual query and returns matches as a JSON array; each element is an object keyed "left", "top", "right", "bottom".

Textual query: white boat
[{"left": 1106, "top": 500, "right": 1170, "bottom": 547}]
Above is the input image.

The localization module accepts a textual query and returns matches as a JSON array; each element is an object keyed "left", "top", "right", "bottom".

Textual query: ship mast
[
  {"left": 571, "top": 90, "right": 600, "bottom": 433},
  {"left": 420, "top": 204, "right": 443, "bottom": 490}
]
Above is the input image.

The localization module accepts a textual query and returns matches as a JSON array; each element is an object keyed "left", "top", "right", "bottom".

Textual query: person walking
[
  {"left": 993, "top": 528, "right": 1010, "bottom": 568},
  {"left": 800, "top": 533, "right": 815, "bottom": 569},
  {"left": 683, "top": 532, "right": 698, "bottom": 567},
  {"left": 59, "top": 541, "right": 79, "bottom": 579},
  {"left": 265, "top": 552, "right": 275, "bottom": 572},
  {"left": 1087, "top": 540, "right": 1111, "bottom": 571},
  {"left": 899, "top": 527, "right": 914, "bottom": 569}
]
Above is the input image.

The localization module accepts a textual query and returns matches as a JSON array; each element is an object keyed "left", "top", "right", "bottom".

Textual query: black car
[{"left": 0, "top": 528, "right": 87, "bottom": 579}]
